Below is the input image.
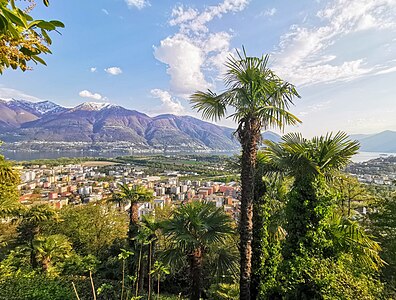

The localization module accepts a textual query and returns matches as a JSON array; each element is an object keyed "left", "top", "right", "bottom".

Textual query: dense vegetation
[{"left": 1, "top": 134, "right": 395, "bottom": 299}]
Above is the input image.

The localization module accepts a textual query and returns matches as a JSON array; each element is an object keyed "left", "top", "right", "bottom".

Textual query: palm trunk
[
  {"left": 128, "top": 202, "right": 139, "bottom": 249},
  {"left": 41, "top": 257, "right": 50, "bottom": 273},
  {"left": 189, "top": 248, "right": 203, "bottom": 300},
  {"left": 251, "top": 176, "right": 267, "bottom": 299},
  {"left": 135, "top": 244, "right": 143, "bottom": 298},
  {"left": 148, "top": 242, "right": 152, "bottom": 300},
  {"left": 239, "top": 118, "right": 260, "bottom": 300},
  {"left": 121, "top": 260, "right": 125, "bottom": 300},
  {"left": 157, "top": 274, "right": 160, "bottom": 300}
]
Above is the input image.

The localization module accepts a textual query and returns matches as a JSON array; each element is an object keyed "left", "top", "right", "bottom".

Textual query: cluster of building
[
  {"left": 347, "top": 156, "right": 396, "bottom": 186},
  {"left": 17, "top": 162, "right": 241, "bottom": 219}
]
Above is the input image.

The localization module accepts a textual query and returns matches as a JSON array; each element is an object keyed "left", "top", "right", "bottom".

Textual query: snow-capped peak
[
  {"left": 0, "top": 98, "right": 66, "bottom": 115},
  {"left": 73, "top": 102, "right": 118, "bottom": 111}
]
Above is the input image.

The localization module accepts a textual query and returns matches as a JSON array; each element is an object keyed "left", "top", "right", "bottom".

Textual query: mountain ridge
[{"left": 0, "top": 99, "right": 246, "bottom": 151}]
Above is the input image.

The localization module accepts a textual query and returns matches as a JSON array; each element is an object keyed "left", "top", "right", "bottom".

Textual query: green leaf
[
  {"left": 37, "top": 21, "right": 56, "bottom": 31},
  {"left": 43, "top": 0, "right": 50, "bottom": 7},
  {"left": 0, "top": 14, "right": 7, "bottom": 32},
  {"left": 41, "top": 28, "right": 52, "bottom": 44},
  {"left": 2, "top": 8, "right": 26, "bottom": 28},
  {"left": 49, "top": 20, "right": 65, "bottom": 28},
  {"left": 32, "top": 55, "right": 47, "bottom": 66}
]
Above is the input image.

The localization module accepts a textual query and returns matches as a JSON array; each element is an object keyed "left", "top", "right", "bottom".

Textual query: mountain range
[
  {"left": 350, "top": 131, "right": 396, "bottom": 153},
  {"left": 0, "top": 99, "right": 272, "bottom": 152},
  {"left": 1, "top": 98, "right": 394, "bottom": 153}
]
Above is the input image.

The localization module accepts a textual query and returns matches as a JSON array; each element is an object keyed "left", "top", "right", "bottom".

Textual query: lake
[{"left": 1, "top": 149, "right": 394, "bottom": 163}]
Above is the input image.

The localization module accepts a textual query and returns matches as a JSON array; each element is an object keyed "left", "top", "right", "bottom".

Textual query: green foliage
[
  {"left": 44, "top": 203, "right": 128, "bottom": 257},
  {"left": 190, "top": 47, "right": 301, "bottom": 129},
  {"left": 0, "top": 0, "right": 64, "bottom": 73},
  {"left": 369, "top": 190, "right": 396, "bottom": 297},
  {"left": 276, "top": 254, "right": 384, "bottom": 300},
  {"left": 207, "top": 283, "right": 239, "bottom": 300},
  {"left": 162, "top": 201, "right": 234, "bottom": 255},
  {"left": 32, "top": 234, "right": 72, "bottom": 274},
  {"left": 0, "top": 271, "right": 74, "bottom": 300},
  {"left": 0, "top": 150, "right": 21, "bottom": 218},
  {"left": 161, "top": 201, "right": 237, "bottom": 298}
]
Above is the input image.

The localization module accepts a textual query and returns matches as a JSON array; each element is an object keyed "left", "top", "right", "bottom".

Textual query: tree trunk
[
  {"left": 157, "top": 274, "right": 160, "bottom": 300},
  {"left": 41, "top": 257, "right": 50, "bottom": 273},
  {"left": 251, "top": 176, "right": 267, "bottom": 300},
  {"left": 189, "top": 248, "right": 203, "bottom": 300},
  {"left": 238, "top": 118, "right": 260, "bottom": 300},
  {"left": 128, "top": 202, "right": 139, "bottom": 249}
]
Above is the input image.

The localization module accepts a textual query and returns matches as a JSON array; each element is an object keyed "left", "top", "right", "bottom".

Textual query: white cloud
[
  {"left": 274, "top": 0, "right": 396, "bottom": 86},
  {"left": 79, "top": 90, "right": 103, "bottom": 101},
  {"left": 259, "top": 8, "right": 277, "bottom": 17},
  {"left": 125, "top": 0, "right": 150, "bottom": 10},
  {"left": 298, "top": 100, "right": 331, "bottom": 117},
  {"left": 104, "top": 67, "right": 123, "bottom": 75},
  {"left": 154, "top": 0, "right": 250, "bottom": 97},
  {"left": 90, "top": 67, "right": 97, "bottom": 73},
  {"left": 170, "top": 0, "right": 249, "bottom": 34},
  {"left": 375, "top": 65, "right": 396, "bottom": 75},
  {"left": 0, "top": 87, "right": 43, "bottom": 102},
  {"left": 150, "top": 89, "right": 185, "bottom": 115},
  {"left": 101, "top": 8, "right": 109, "bottom": 15},
  {"left": 154, "top": 34, "right": 209, "bottom": 96}
]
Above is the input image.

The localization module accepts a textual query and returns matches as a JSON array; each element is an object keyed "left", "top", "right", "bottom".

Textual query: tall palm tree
[
  {"left": 118, "top": 183, "right": 154, "bottom": 249},
  {"left": 190, "top": 48, "right": 301, "bottom": 299},
  {"left": 161, "top": 201, "right": 235, "bottom": 300},
  {"left": 263, "top": 131, "right": 360, "bottom": 255}
]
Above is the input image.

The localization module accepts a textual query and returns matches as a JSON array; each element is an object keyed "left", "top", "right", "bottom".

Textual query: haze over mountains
[{"left": 0, "top": 98, "right": 395, "bottom": 153}]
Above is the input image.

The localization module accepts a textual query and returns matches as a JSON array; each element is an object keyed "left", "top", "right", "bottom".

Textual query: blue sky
[{"left": 1, "top": 0, "right": 396, "bottom": 137}]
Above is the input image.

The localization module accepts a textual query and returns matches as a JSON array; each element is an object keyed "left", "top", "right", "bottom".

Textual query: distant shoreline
[
  {"left": 351, "top": 152, "right": 396, "bottom": 163},
  {"left": 1, "top": 149, "right": 393, "bottom": 163}
]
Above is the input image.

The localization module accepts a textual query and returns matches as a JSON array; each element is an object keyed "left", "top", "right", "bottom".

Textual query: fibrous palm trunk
[
  {"left": 251, "top": 176, "right": 267, "bottom": 300},
  {"left": 128, "top": 201, "right": 139, "bottom": 275},
  {"left": 238, "top": 118, "right": 261, "bottom": 300},
  {"left": 189, "top": 248, "right": 203, "bottom": 300},
  {"left": 128, "top": 202, "right": 139, "bottom": 249}
]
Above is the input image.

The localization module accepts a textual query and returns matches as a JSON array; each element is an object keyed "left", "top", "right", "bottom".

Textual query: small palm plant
[
  {"left": 32, "top": 234, "right": 72, "bottom": 273},
  {"left": 161, "top": 201, "right": 235, "bottom": 300},
  {"left": 118, "top": 248, "right": 134, "bottom": 300},
  {"left": 150, "top": 261, "right": 170, "bottom": 300},
  {"left": 118, "top": 183, "right": 154, "bottom": 249}
]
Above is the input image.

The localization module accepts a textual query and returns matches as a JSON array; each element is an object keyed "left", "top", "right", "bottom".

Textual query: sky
[{"left": 1, "top": 0, "right": 396, "bottom": 137}]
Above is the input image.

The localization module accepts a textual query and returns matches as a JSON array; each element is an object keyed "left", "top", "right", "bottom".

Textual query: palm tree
[
  {"left": 190, "top": 48, "right": 301, "bottom": 299},
  {"left": 118, "top": 183, "right": 154, "bottom": 249},
  {"left": 161, "top": 201, "right": 235, "bottom": 300},
  {"left": 263, "top": 131, "right": 360, "bottom": 255},
  {"left": 328, "top": 213, "right": 384, "bottom": 270},
  {"left": 17, "top": 205, "right": 59, "bottom": 268},
  {"left": 32, "top": 234, "right": 72, "bottom": 273},
  {"left": 109, "top": 191, "right": 129, "bottom": 212}
]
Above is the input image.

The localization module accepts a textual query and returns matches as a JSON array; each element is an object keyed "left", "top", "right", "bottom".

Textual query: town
[{"left": 17, "top": 156, "right": 242, "bottom": 220}]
